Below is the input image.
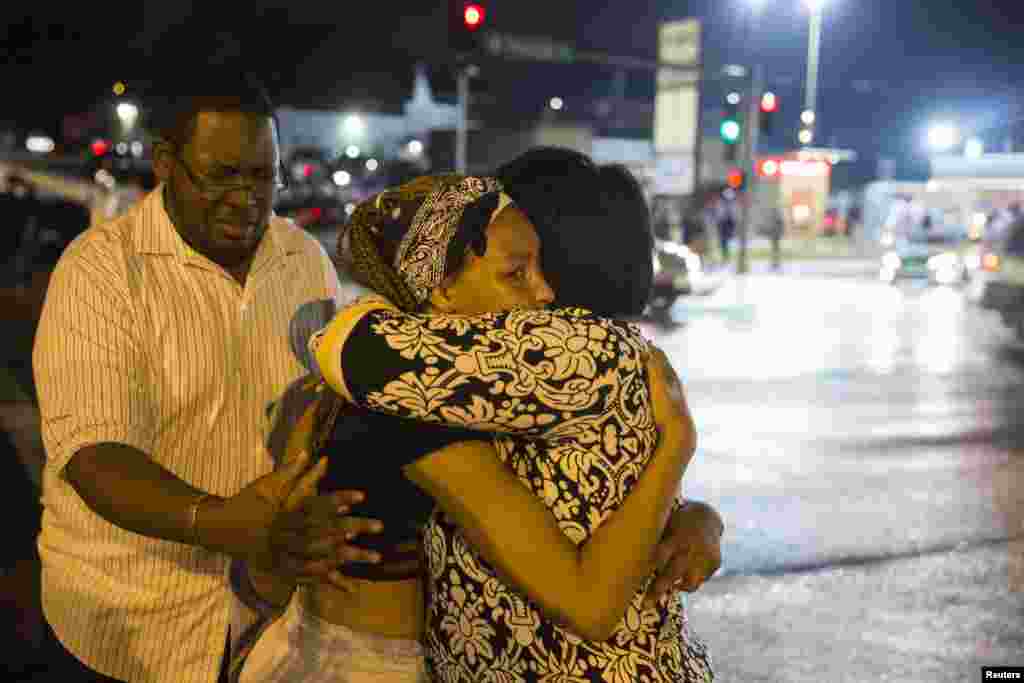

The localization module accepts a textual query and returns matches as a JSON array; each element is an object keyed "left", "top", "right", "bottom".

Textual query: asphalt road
[{"left": 637, "top": 262, "right": 1024, "bottom": 681}]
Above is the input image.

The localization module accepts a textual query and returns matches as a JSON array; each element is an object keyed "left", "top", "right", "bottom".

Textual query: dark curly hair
[{"left": 496, "top": 147, "right": 654, "bottom": 317}]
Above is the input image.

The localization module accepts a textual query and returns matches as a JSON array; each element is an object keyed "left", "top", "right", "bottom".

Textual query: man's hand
[
  {"left": 644, "top": 500, "right": 724, "bottom": 608},
  {"left": 202, "top": 400, "right": 384, "bottom": 582}
]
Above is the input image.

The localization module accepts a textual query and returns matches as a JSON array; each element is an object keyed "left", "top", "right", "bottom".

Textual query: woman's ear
[{"left": 429, "top": 248, "right": 475, "bottom": 313}]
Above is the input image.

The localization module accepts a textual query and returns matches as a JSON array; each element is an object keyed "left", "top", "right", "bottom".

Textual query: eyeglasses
[{"left": 171, "top": 149, "right": 286, "bottom": 199}]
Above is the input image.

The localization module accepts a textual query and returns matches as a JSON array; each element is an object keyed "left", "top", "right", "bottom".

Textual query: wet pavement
[
  {"left": 637, "top": 260, "right": 1024, "bottom": 680},
  {"left": 685, "top": 540, "right": 1022, "bottom": 682}
]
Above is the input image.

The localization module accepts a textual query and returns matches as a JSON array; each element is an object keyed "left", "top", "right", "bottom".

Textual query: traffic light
[
  {"left": 760, "top": 91, "right": 777, "bottom": 136},
  {"left": 90, "top": 139, "right": 111, "bottom": 157},
  {"left": 450, "top": 1, "right": 488, "bottom": 54},
  {"left": 726, "top": 168, "right": 746, "bottom": 191},
  {"left": 721, "top": 99, "right": 742, "bottom": 161}
]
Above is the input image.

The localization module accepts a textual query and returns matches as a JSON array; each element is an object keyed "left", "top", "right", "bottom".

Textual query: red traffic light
[
  {"left": 760, "top": 92, "right": 778, "bottom": 113},
  {"left": 91, "top": 139, "right": 111, "bottom": 157},
  {"left": 758, "top": 159, "right": 780, "bottom": 177},
  {"left": 726, "top": 168, "right": 745, "bottom": 190},
  {"left": 463, "top": 3, "right": 485, "bottom": 30}
]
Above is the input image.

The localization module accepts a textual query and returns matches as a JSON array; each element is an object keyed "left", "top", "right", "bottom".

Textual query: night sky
[{"left": 4, "top": 0, "right": 1024, "bottom": 181}]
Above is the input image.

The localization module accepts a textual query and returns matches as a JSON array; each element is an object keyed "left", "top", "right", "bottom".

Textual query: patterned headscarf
[{"left": 342, "top": 174, "right": 512, "bottom": 311}]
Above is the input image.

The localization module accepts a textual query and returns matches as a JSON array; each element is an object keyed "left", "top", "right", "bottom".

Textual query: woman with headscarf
[{"left": 236, "top": 173, "right": 711, "bottom": 682}]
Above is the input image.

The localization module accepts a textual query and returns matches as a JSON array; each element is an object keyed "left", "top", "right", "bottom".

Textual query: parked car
[
  {"left": 274, "top": 192, "right": 354, "bottom": 257},
  {"left": 649, "top": 239, "right": 703, "bottom": 310},
  {"left": 973, "top": 219, "right": 1024, "bottom": 341}
]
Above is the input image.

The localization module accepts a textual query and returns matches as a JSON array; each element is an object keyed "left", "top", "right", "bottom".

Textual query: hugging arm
[
  {"left": 313, "top": 297, "right": 649, "bottom": 435},
  {"left": 404, "top": 347, "right": 694, "bottom": 641}
]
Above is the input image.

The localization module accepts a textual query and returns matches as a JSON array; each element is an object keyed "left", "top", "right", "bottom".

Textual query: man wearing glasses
[{"left": 31, "top": 71, "right": 384, "bottom": 683}]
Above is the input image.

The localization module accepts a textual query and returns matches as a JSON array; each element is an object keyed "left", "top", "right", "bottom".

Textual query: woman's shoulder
[{"left": 544, "top": 306, "right": 651, "bottom": 354}]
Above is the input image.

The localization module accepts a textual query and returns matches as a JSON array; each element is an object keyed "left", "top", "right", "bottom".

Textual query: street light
[
  {"left": 343, "top": 114, "right": 365, "bottom": 137},
  {"left": 927, "top": 123, "right": 959, "bottom": 152},
  {"left": 965, "top": 137, "right": 984, "bottom": 158},
  {"left": 25, "top": 135, "right": 55, "bottom": 154},
  {"left": 116, "top": 101, "right": 139, "bottom": 132},
  {"left": 802, "top": 0, "right": 825, "bottom": 145}
]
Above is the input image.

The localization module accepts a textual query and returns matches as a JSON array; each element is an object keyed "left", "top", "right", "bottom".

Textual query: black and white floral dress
[{"left": 314, "top": 297, "right": 714, "bottom": 682}]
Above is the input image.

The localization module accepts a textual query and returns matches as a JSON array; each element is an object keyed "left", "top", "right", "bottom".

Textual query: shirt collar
[{"left": 134, "top": 184, "right": 287, "bottom": 274}]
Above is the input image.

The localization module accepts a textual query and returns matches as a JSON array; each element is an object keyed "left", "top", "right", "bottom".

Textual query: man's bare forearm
[{"left": 66, "top": 443, "right": 218, "bottom": 547}]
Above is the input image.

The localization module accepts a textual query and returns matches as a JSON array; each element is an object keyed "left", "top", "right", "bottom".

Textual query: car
[
  {"left": 973, "top": 219, "right": 1024, "bottom": 341},
  {"left": 274, "top": 192, "right": 354, "bottom": 256},
  {"left": 879, "top": 228, "right": 967, "bottom": 286},
  {"left": 649, "top": 239, "right": 703, "bottom": 310},
  {"left": 821, "top": 208, "right": 845, "bottom": 237}
]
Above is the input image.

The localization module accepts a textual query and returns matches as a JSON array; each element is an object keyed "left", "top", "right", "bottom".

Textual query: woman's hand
[
  {"left": 642, "top": 345, "right": 723, "bottom": 606},
  {"left": 645, "top": 500, "right": 724, "bottom": 608}
]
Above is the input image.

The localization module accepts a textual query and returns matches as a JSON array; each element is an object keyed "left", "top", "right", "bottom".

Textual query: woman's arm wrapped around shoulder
[
  {"left": 403, "top": 344, "right": 694, "bottom": 641},
  {"left": 312, "top": 298, "right": 651, "bottom": 435}
]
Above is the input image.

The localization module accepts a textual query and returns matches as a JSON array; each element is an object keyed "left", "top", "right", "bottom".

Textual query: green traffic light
[{"left": 720, "top": 119, "right": 741, "bottom": 143}]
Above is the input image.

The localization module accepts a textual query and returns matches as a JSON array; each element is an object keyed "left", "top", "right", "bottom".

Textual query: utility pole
[
  {"left": 455, "top": 63, "right": 480, "bottom": 174},
  {"left": 803, "top": 3, "right": 823, "bottom": 141},
  {"left": 737, "top": 62, "right": 763, "bottom": 275},
  {"left": 455, "top": 66, "right": 469, "bottom": 174},
  {"left": 736, "top": 1, "right": 764, "bottom": 275}
]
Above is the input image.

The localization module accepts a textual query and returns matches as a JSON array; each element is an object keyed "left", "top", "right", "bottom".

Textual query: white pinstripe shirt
[{"left": 32, "top": 187, "right": 344, "bottom": 683}]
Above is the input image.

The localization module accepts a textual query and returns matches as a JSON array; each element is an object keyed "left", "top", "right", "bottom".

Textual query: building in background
[
  {"left": 863, "top": 154, "right": 1024, "bottom": 247},
  {"left": 277, "top": 63, "right": 458, "bottom": 166}
]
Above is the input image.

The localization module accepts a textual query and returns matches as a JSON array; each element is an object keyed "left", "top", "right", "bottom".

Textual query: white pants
[{"left": 238, "top": 590, "right": 428, "bottom": 683}]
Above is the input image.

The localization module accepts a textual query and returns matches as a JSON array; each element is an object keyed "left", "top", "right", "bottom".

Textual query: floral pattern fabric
[{"left": 330, "top": 301, "right": 713, "bottom": 681}]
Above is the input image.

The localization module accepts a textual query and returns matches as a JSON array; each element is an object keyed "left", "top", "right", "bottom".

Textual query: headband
[{"left": 393, "top": 176, "right": 509, "bottom": 305}]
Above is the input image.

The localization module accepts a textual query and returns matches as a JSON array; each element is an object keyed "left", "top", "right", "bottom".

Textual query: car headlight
[
  {"left": 659, "top": 241, "right": 685, "bottom": 258},
  {"left": 882, "top": 252, "right": 901, "bottom": 269},
  {"left": 927, "top": 252, "right": 958, "bottom": 270}
]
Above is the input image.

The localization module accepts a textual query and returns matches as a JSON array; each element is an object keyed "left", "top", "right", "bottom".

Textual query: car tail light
[{"left": 982, "top": 252, "right": 1001, "bottom": 272}]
